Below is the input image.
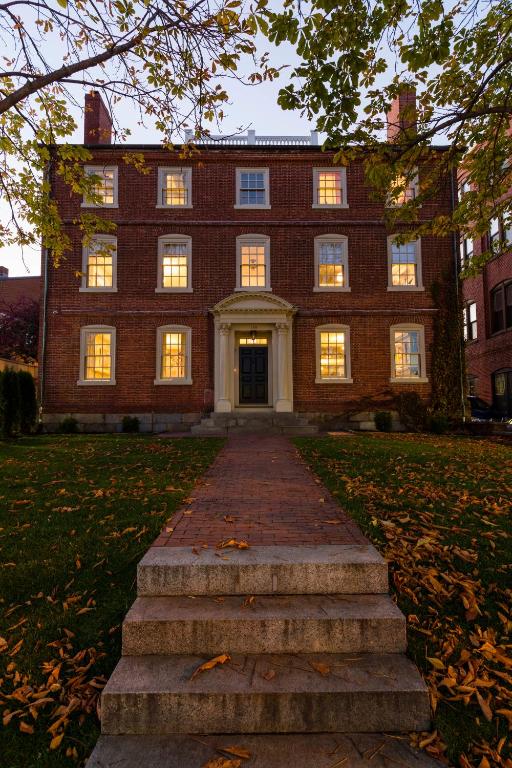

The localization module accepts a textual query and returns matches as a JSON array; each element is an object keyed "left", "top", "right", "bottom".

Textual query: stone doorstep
[
  {"left": 137, "top": 544, "right": 389, "bottom": 597},
  {"left": 86, "top": 733, "right": 445, "bottom": 768},
  {"left": 122, "top": 593, "right": 407, "bottom": 656},
  {"left": 100, "top": 652, "right": 430, "bottom": 735}
]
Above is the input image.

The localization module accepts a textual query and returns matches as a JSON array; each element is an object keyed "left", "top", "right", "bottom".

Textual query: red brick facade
[{"left": 40, "top": 104, "right": 460, "bottom": 429}]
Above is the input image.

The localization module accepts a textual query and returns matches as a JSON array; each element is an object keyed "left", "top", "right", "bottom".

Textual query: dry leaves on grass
[{"left": 190, "top": 654, "right": 231, "bottom": 680}]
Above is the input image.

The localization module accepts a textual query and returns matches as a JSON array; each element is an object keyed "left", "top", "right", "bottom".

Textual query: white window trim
[
  {"left": 315, "top": 324, "right": 353, "bottom": 384},
  {"left": 234, "top": 168, "right": 270, "bottom": 209},
  {"left": 156, "top": 167, "right": 193, "bottom": 209},
  {"left": 82, "top": 165, "right": 119, "bottom": 208},
  {"left": 154, "top": 324, "right": 192, "bottom": 385},
  {"left": 155, "top": 234, "right": 193, "bottom": 293},
  {"left": 390, "top": 323, "right": 428, "bottom": 383},
  {"left": 387, "top": 235, "right": 424, "bottom": 291},
  {"left": 385, "top": 169, "right": 420, "bottom": 208},
  {"left": 313, "top": 234, "right": 351, "bottom": 292},
  {"left": 312, "top": 167, "right": 349, "bottom": 209},
  {"left": 77, "top": 325, "right": 116, "bottom": 386},
  {"left": 235, "top": 234, "right": 271, "bottom": 292},
  {"left": 79, "top": 235, "right": 118, "bottom": 293}
]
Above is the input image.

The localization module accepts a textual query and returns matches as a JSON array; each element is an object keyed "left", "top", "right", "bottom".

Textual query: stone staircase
[
  {"left": 86, "top": 544, "right": 437, "bottom": 767},
  {"left": 191, "top": 411, "right": 319, "bottom": 436}
]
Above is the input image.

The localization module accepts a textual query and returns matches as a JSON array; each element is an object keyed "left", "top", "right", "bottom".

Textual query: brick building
[
  {"left": 39, "top": 91, "right": 461, "bottom": 431},
  {"left": 461, "top": 212, "right": 512, "bottom": 417},
  {"left": 0, "top": 267, "right": 40, "bottom": 307}
]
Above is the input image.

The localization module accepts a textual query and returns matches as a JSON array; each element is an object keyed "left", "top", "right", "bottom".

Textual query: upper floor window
[
  {"left": 78, "top": 325, "right": 116, "bottom": 385},
  {"left": 236, "top": 234, "right": 271, "bottom": 291},
  {"left": 489, "top": 215, "right": 512, "bottom": 253},
  {"left": 388, "top": 237, "right": 423, "bottom": 290},
  {"left": 460, "top": 236, "right": 474, "bottom": 266},
  {"left": 315, "top": 324, "right": 352, "bottom": 383},
  {"left": 387, "top": 170, "right": 419, "bottom": 207},
  {"left": 458, "top": 179, "right": 471, "bottom": 200},
  {"left": 80, "top": 235, "right": 117, "bottom": 292},
  {"left": 235, "top": 169, "right": 270, "bottom": 208},
  {"left": 157, "top": 168, "right": 192, "bottom": 208},
  {"left": 155, "top": 325, "right": 192, "bottom": 385},
  {"left": 463, "top": 301, "right": 477, "bottom": 341},
  {"left": 314, "top": 235, "right": 350, "bottom": 292},
  {"left": 83, "top": 166, "right": 118, "bottom": 207},
  {"left": 312, "top": 168, "right": 348, "bottom": 208},
  {"left": 156, "top": 235, "right": 192, "bottom": 293},
  {"left": 491, "top": 281, "right": 512, "bottom": 334},
  {"left": 390, "top": 324, "right": 427, "bottom": 382}
]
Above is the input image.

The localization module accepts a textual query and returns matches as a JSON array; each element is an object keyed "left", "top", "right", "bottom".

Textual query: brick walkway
[{"left": 153, "top": 434, "right": 367, "bottom": 548}]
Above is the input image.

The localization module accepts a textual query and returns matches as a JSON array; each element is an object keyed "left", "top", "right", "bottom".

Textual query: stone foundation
[{"left": 41, "top": 412, "right": 202, "bottom": 434}]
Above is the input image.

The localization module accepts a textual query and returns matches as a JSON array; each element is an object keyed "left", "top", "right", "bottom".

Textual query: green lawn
[
  {"left": 0, "top": 435, "right": 222, "bottom": 767},
  {"left": 296, "top": 433, "right": 512, "bottom": 768}
]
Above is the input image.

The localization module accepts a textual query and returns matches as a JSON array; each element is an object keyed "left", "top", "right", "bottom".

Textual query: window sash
[
  {"left": 318, "top": 242, "right": 345, "bottom": 287},
  {"left": 317, "top": 171, "right": 342, "bottom": 205},
  {"left": 84, "top": 332, "right": 112, "bottom": 380},
  {"left": 160, "top": 332, "right": 186, "bottom": 380},
  {"left": 86, "top": 240, "right": 115, "bottom": 288},
  {"left": 240, "top": 244, "right": 266, "bottom": 287},
  {"left": 391, "top": 242, "right": 418, "bottom": 286},
  {"left": 394, "top": 330, "right": 421, "bottom": 378},
  {"left": 161, "top": 242, "right": 189, "bottom": 288},
  {"left": 162, "top": 172, "right": 188, "bottom": 206},
  {"left": 88, "top": 170, "right": 115, "bottom": 205},
  {"left": 239, "top": 172, "right": 266, "bottom": 205},
  {"left": 319, "top": 331, "right": 346, "bottom": 379}
]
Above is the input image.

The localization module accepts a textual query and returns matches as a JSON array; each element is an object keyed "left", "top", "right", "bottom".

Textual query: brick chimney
[
  {"left": 84, "top": 90, "right": 112, "bottom": 144},
  {"left": 0, "top": 266, "right": 8, "bottom": 279},
  {"left": 386, "top": 87, "right": 417, "bottom": 143}
]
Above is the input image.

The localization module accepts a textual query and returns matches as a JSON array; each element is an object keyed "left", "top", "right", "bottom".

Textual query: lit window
[
  {"left": 463, "top": 302, "right": 478, "bottom": 341},
  {"left": 315, "top": 325, "right": 352, "bottom": 383},
  {"left": 156, "top": 235, "right": 192, "bottom": 292},
  {"left": 78, "top": 326, "right": 116, "bottom": 385},
  {"left": 391, "top": 325, "right": 426, "bottom": 381},
  {"left": 387, "top": 171, "right": 418, "bottom": 206},
  {"left": 236, "top": 235, "right": 270, "bottom": 291},
  {"left": 81, "top": 236, "right": 117, "bottom": 292},
  {"left": 313, "top": 168, "right": 347, "bottom": 207},
  {"left": 388, "top": 237, "right": 422, "bottom": 289},
  {"left": 314, "top": 235, "right": 349, "bottom": 291},
  {"left": 157, "top": 168, "right": 192, "bottom": 208},
  {"left": 239, "top": 337, "right": 268, "bottom": 345},
  {"left": 83, "top": 166, "right": 118, "bottom": 207},
  {"left": 155, "top": 325, "right": 192, "bottom": 384},
  {"left": 235, "top": 169, "right": 269, "bottom": 208}
]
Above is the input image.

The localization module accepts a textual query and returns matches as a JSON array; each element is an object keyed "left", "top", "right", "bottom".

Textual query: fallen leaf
[
  {"left": 217, "top": 539, "right": 249, "bottom": 550},
  {"left": 202, "top": 758, "right": 241, "bottom": 768},
  {"left": 191, "top": 654, "right": 231, "bottom": 680},
  {"left": 220, "top": 746, "right": 251, "bottom": 759},
  {"left": 309, "top": 660, "right": 330, "bottom": 676}
]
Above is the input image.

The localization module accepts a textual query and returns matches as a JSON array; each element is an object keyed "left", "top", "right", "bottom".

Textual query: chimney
[
  {"left": 386, "top": 86, "right": 417, "bottom": 143},
  {"left": 84, "top": 91, "right": 112, "bottom": 144},
  {"left": 0, "top": 266, "right": 8, "bottom": 279}
]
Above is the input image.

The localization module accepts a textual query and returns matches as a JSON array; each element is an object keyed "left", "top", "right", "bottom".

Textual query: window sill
[
  {"left": 313, "top": 286, "right": 351, "bottom": 293},
  {"left": 77, "top": 379, "right": 116, "bottom": 386},
  {"left": 387, "top": 286, "right": 424, "bottom": 292},
  {"left": 155, "top": 288, "right": 193, "bottom": 293},
  {"left": 235, "top": 286, "right": 272, "bottom": 292},
  {"left": 154, "top": 378, "right": 193, "bottom": 386},
  {"left": 155, "top": 204, "right": 193, "bottom": 209},
  {"left": 234, "top": 204, "right": 271, "bottom": 210},
  {"left": 315, "top": 377, "right": 353, "bottom": 384},
  {"left": 312, "top": 203, "right": 349, "bottom": 209},
  {"left": 79, "top": 287, "right": 118, "bottom": 293},
  {"left": 390, "top": 377, "right": 429, "bottom": 384},
  {"left": 81, "top": 203, "right": 119, "bottom": 209}
]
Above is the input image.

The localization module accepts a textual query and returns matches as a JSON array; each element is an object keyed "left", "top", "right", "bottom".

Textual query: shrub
[
  {"left": 374, "top": 411, "right": 392, "bottom": 432},
  {"left": 396, "top": 392, "right": 427, "bottom": 432},
  {"left": 122, "top": 415, "right": 140, "bottom": 433},
  {"left": 0, "top": 368, "right": 21, "bottom": 437},
  {"left": 428, "top": 413, "right": 451, "bottom": 434},
  {"left": 57, "top": 416, "right": 79, "bottom": 434},
  {"left": 18, "top": 371, "right": 37, "bottom": 433}
]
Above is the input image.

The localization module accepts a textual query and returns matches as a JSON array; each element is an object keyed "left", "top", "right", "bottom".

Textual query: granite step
[
  {"left": 122, "top": 593, "right": 406, "bottom": 656},
  {"left": 87, "top": 733, "right": 444, "bottom": 768},
  {"left": 137, "top": 544, "right": 389, "bottom": 597},
  {"left": 101, "top": 652, "right": 430, "bottom": 735}
]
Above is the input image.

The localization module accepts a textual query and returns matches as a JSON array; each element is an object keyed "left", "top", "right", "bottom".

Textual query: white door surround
[{"left": 211, "top": 292, "right": 296, "bottom": 413}]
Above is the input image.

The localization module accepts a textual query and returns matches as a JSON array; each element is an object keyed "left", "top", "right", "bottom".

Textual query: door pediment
[{"left": 212, "top": 292, "right": 296, "bottom": 316}]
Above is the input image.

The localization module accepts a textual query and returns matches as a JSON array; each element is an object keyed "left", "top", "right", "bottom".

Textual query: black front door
[
  {"left": 493, "top": 369, "right": 512, "bottom": 418},
  {"left": 239, "top": 346, "right": 268, "bottom": 404}
]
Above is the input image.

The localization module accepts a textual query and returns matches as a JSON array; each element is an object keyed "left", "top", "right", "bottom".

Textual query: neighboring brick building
[
  {"left": 461, "top": 215, "right": 512, "bottom": 417},
  {"left": 0, "top": 267, "right": 40, "bottom": 307},
  {"left": 39, "top": 91, "right": 461, "bottom": 431}
]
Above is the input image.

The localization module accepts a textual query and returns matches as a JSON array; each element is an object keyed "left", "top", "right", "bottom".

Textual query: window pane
[
  {"left": 87, "top": 240, "right": 115, "bottom": 287},
  {"left": 506, "top": 283, "right": 512, "bottom": 328},
  {"left": 492, "top": 287, "right": 505, "bottom": 333},
  {"left": 163, "top": 172, "right": 188, "bottom": 206},
  {"left": 239, "top": 172, "right": 266, "bottom": 205},
  {"left": 319, "top": 242, "right": 344, "bottom": 287},
  {"left": 162, "top": 242, "right": 188, "bottom": 288},
  {"left": 239, "top": 337, "right": 268, "bottom": 345},
  {"left": 161, "top": 332, "right": 186, "bottom": 379},
  {"left": 88, "top": 169, "right": 115, "bottom": 205},
  {"left": 317, "top": 171, "right": 341, "bottom": 205},
  {"left": 84, "top": 332, "right": 112, "bottom": 379},
  {"left": 394, "top": 330, "right": 420, "bottom": 378},
  {"left": 240, "top": 244, "right": 266, "bottom": 287},
  {"left": 320, "top": 331, "right": 346, "bottom": 379},
  {"left": 391, "top": 242, "right": 418, "bottom": 286},
  {"left": 391, "top": 174, "right": 416, "bottom": 205}
]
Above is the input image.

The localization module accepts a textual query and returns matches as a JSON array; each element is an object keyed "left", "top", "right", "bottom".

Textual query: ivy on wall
[{"left": 430, "top": 272, "right": 466, "bottom": 421}]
